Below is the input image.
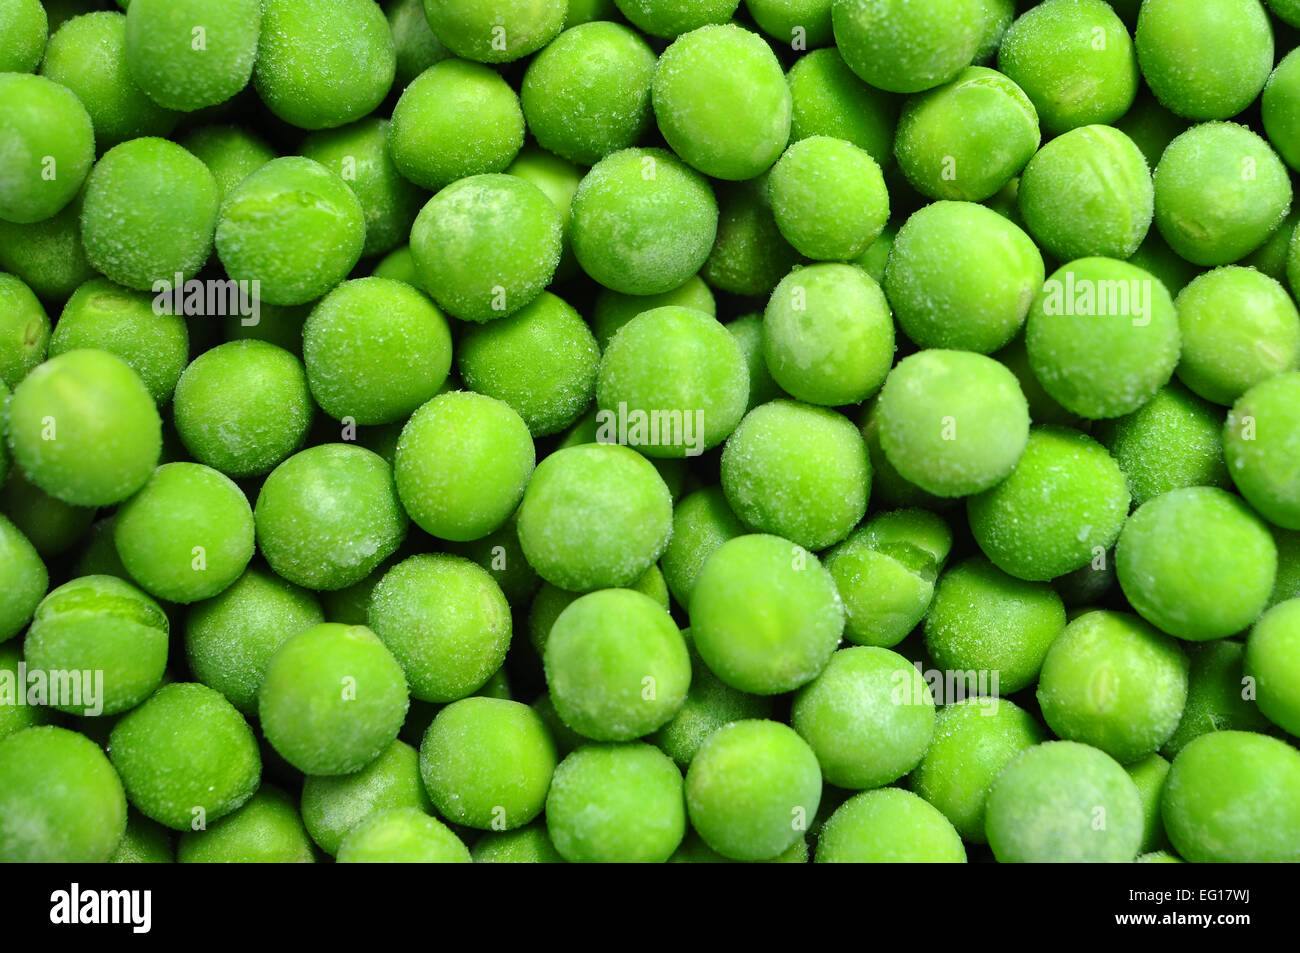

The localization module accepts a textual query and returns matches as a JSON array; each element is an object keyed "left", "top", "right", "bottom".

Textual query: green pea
[
  {"left": 910, "top": 697, "right": 1046, "bottom": 843},
  {"left": 832, "top": 0, "right": 983, "bottom": 94},
  {"left": 968, "top": 426, "right": 1130, "bottom": 581},
  {"left": 1126, "top": 753, "right": 1172, "bottom": 854},
  {"left": 1154, "top": 122, "right": 1292, "bottom": 267},
  {"left": 689, "top": 534, "right": 843, "bottom": 695},
  {"left": 659, "top": 487, "right": 744, "bottom": 610},
  {"left": 517, "top": 443, "right": 672, "bottom": 592},
  {"left": 725, "top": 313, "right": 784, "bottom": 411},
  {"left": 1161, "top": 731, "right": 1300, "bottom": 862},
  {"left": 109, "top": 682, "right": 261, "bottom": 830},
  {"left": 110, "top": 810, "right": 173, "bottom": 863},
  {"left": 1161, "top": 641, "right": 1272, "bottom": 758},
  {"left": 0, "top": 73, "right": 94, "bottom": 225},
  {"left": 420, "top": 697, "right": 557, "bottom": 829},
  {"left": 0, "top": 272, "right": 49, "bottom": 389},
  {"left": 386, "top": 0, "right": 449, "bottom": 88},
  {"left": 1117, "top": 486, "right": 1276, "bottom": 642},
  {"left": 0, "top": 466, "right": 95, "bottom": 557},
  {"left": 1135, "top": 0, "right": 1273, "bottom": 120},
  {"left": 254, "top": 444, "right": 408, "bottom": 591},
  {"left": 389, "top": 59, "right": 523, "bottom": 192},
  {"left": 817, "top": 788, "right": 966, "bottom": 862},
  {"left": 985, "top": 740, "right": 1144, "bottom": 862},
  {"left": 40, "top": 12, "right": 176, "bottom": 150},
  {"left": 528, "top": 564, "right": 668, "bottom": 654},
  {"left": 0, "top": 726, "right": 126, "bottom": 861},
  {"left": 472, "top": 822, "right": 566, "bottom": 863},
  {"left": 702, "top": 178, "right": 800, "bottom": 298},
  {"left": 505, "top": 147, "right": 583, "bottom": 281},
  {"left": 686, "top": 720, "right": 820, "bottom": 861},
  {"left": 0, "top": 0, "right": 47, "bottom": 72},
  {"left": 184, "top": 565, "right": 323, "bottom": 714},
  {"left": 769, "top": 137, "right": 888, "bottom": 262},
  {"left": 178, "top": 786, "right": 313, "bottom": 863},
  {"left": 1271, "top": 526, "right": 1300, "bottom": 609},
  {"left": 394, "top": 391, "right": 535, "bottom": 542},
  {"left": 336, "top": 806, "right": 470, "bottom": 863},
  {"left": 0, "top": 515, "right": 45, "bottom": 643},
  {"left": 570, "top": 148, "right": 718, "bottom": 295},
  {"left": 179, "top": 125, "right": 275, "bottom": 202},
  {"left": 1224, "top": 372, "right": 1300, "bottom": 529},
  {"left": 1245, "top": 598, "right": 1300, "bottom": 736},
  {"left": 614, "top": 0, "right": 736, "bottom": 37},
  {"left": 124, "top": 0, "right": 261, "bottom": 111},
  {"left": 443, "top": 517, "right": 540, "bottom": 609},
  {"left": 300, "top": 739, "right": 430, "bottom": 856},
  {"left": 252, "top": 0, "right": 394, "bottom": 130},
  {"left": 0, "top": 200, "right": 94, "bottom": 305},
  {"left": 421, "top": 0, "right": 565, "bottom": 63},
  {"left": 1263, "top": 48, "right": 1300, "bottom": 173},
  {"left": 216, "top": 156, "right": 366, "bottom": 306},
  {"left": 787, "top": 47, "right": 898, "bottom": 168}
]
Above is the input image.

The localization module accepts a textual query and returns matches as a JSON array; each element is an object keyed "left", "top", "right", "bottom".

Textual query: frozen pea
[
  {"left": 854, "top": 221, "right": 896, "bottom": 285},
  {"left": 545, "top": 589, "right": 689, "bottom": 741},
  {"left": 0, "top": 74, "right": 93, "bottom": 225},
  {"left": 768, "top": 137, "right": 888, "bottom": 260},
  {"left": 1135, "top": 0, "right": 1273, "bottom": 120},
  {"left": 747, "top": 0, "right": 832, "bottom": 47},
  {"left": 300, "top": 119, "right": 424, "bottom": 260},
  {"left": 885, "top": 201, "right": 1044, "bottom": 354},
  {"left": 179, "top": 125, "right": 275, "bottom": 202},
  {"left": 725, "top": 314, "right": 783, "bottom": 411},
  {"left": 968, "top": 426, "right": 1130, "bottom": 581},
  {"left": 124, "top": 0, "right": 260, "bottom": 111},
  {"left": 109, "top": 682, "right": 260, "bottom": 830},
  {"left": 926, "top": 556, "right": 1066, "bottom": 693},
  {"left": 0, "top": 726, "right": 126, "bottom": 861},
  {"left": 252, "top": 0, "right": 394, "bottom": 130},
  {"left": 614, "top": 0, "right": 737, "bottom": 37},
  {"left": 517, "top": 444, "right": 672, "bottom": 592},
  {"left": 394, "top": 391, "right": 535, "bottom": 542},
  {"left": 0, "top": 0, "right": 46, "bottom": 72},
  {"left": 506, "top": 148, "right": 582, "bottom": 281},
  {"left": 787, "top": 48, "right": 898, "bottom": 168},
  {"left": 590, "top": 277, "right": 715, "bottom": 350},
  {"left": 300, "top": 739, "right": 430, "bottom": 856},
  {"left": 336, "top": 807, "right": 469, "bottom": 863},
  {"left": 303, "top": 278, "right": 451, "bottom": 426},
  {"left": 670, "top": 830, "right": 808, "bottom": 863},
  {"left": 24, "top": 574, "right": 167, "bottom": 715},
  {"left": 701, "top": 178, "right": 800, "bottom": 298},
  {"left": 421, "top": 0, "right": 565, "bottom": 63},
  {"left": 1263, "top": 49, "right": 1300, "bottom": 172},
  {"left": 521, "top": 22, "right": 655, "bottom": 166},
  {"left": 472, "top": 822, "right": 566, "bottom": 863},
  {"left": 410, "top": 174, "right": 560, "bottom": 323},
  {"left": 184, "top": 565, "right": 323, "bottom": 714},
  {"left": 113, "top": 463, "right": 253, "bottom": 604},
  {"left": 721, "top": 401, "right": 869, "bottom": 550},
  {"left": 1126, "top": 753, "right": 1172, "bottom": 854},
  {"left": 1025, "top": 258, "right": 1179, "bottom": 419},
  {"left": 50, "top": 278, "right": 188, "bottom": 405},
  {"left": 546, "top": 743, "right": 685, "bottom": 862},
  {"left": 1162, "top": 642, "right": 1272, "bottom": 758},
  {"left": 0, "top": 467, "right": 95, "bottom": 557},
  {"left": 1162, "top": 731, "right": 1300, "bottom": 863},
  {"left": 1272, "top": 527, "right": 1300, "bottom": 608},
  {"left": 825, "top": 509, "right": 951, "bottom": 648},
  {"left": 1117, "top": 487, "right": 1277, "bottom": 641},
  {"left": 1242, "top": 209, "right": 1299, "bottom": 282},
  {"left": 0, "top": 200, "right": 95, "bottom": 303},
  {"left": 443, "top": 518, "right": 540, "bottom": 608},
  {"left": 216, "top": 157, "right": 365, "bottom": 307},
  {"left": 1021, "top": 127, "right": 1152, "bottom": 262},
  {"left": 895, "top": 66, "right": 1040, "bottom": 203},
  {"left": 259, "top": 623, "right": 408, "bottom": 775},
  {"left": 686, "top": 720, "right": 820, "bottom": 861},
  {"left": 1175, "top": 267, "right": 1300, "bottom": 406},
  {"left": 173, "top": 341, "right": 314, "bottom": 479},
  {"left": 566, "top": 0, "right": 619, "bottom": 24},
  {"left": 660, "top": 488, "right": 745, "bottom": 609},
  {"left": 652, "top": 639, "right": 774, "bottom": 766},
  {"left": 177, "top": 786, "right": 312, "bottom": 864},
  {"left": 40, "top": 12, "right": 176, "bottom": 149},
  {"left": 1224, "top": 372, "right": 1300, "bottom": 529},
  {"left": 1037, "top": 610, "right": 1189, "bottom": 763},
  {"left": 816, "top": 788, "right": 966, "bottom": 863},
  {"left": 689, "top": 534, "right": 843, "bottom": 695},
  {"left": 1268, "top": 0, "right": 1300, "bottom": 23},
  {"left": 597, "top": 306, "right": 748, "bottom": 458},
  {"left": 1113, "top": 90, "right": 1190, "bottom": 173},
  {"left": 833, "top": 0, "right": 983, "bottom": 94},
  {"left": 653, "top": 24, "right": 791, "bottom": 181},
  {"left": 985, "top": 741, "right": 1144, "bottom": 862},
  {"left": 458, "top": 292, "right": 598, "bottom": 438},
  {"left": 389, "top": 59, "right": 523, "bottom": 192},
  {"left": 386, "top": 0, "right": 448, "bottom": 87},
  {"left": 910, "top": 697, "right": 1046, "bottom": 843},
  {"left": 8, "top": 350, "right": 160, "bottom": 506},
  {"left": 368, "top": 554, "right": 512, "bottom": 703},
  {"left": 876, "top": 349, "right": 1029, "bottom": 498},
  {"left": 110, "top": 810, "right": 173, "bottom": 863},
  {"left": 0, "top": 272, "right": 49, "bottom": 388},
  {"left": 528, "top": 565, "right": 668, "bottom": 655},
  {"left": 420, "top": 697, "right": 556, "bottom": 829},
  {"left": 1154, "top": 123, "right": 1292, "bottom": 267},
  {"left": 1245, "top": 598, "right": 1300, "bottom": 736},
  {"left": 0, "top": 514, "right": 45, "bottom": 642},
  {"left": 1093, "top": 382, "right": 1230, "bottom": 507},
  {"left": 570, "top": 148, "right": 717, "bottom": 295},
  {"left": 793, "top": 646, "right": 934, "bottom": 789},
  {"left": 370, "top": 245, "right": 420, "bottom": 288},
  {"left": 254, "top": 444, "right": 408, "bottom": 591},
  {"left": 997, "top": 0, "right": 1137, "bottom": 135}
]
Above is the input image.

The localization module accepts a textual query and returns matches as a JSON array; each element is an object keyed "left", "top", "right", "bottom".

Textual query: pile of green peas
[{"left": 1, "top": 0, "right": 1299, "bottom": 865}]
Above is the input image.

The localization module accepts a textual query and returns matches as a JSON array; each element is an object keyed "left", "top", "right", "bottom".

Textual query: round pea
[
  {"left": 832, "top": 0, "right": 983, "bottom": 94},
  {"left": 300, "top": 739, "right": 430, "bottom": 856},
  {"left": 336, "top": 807, "right": 469, "bottom": 863},
  {"left": 816, "top": 788, "right": 966, "bottom": 863},
  {"left": 0, "top": 73, "right": 94, "bottom": 224},
  {"left": 124, "top": 0, "right": 261, "bottom": 111}
]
